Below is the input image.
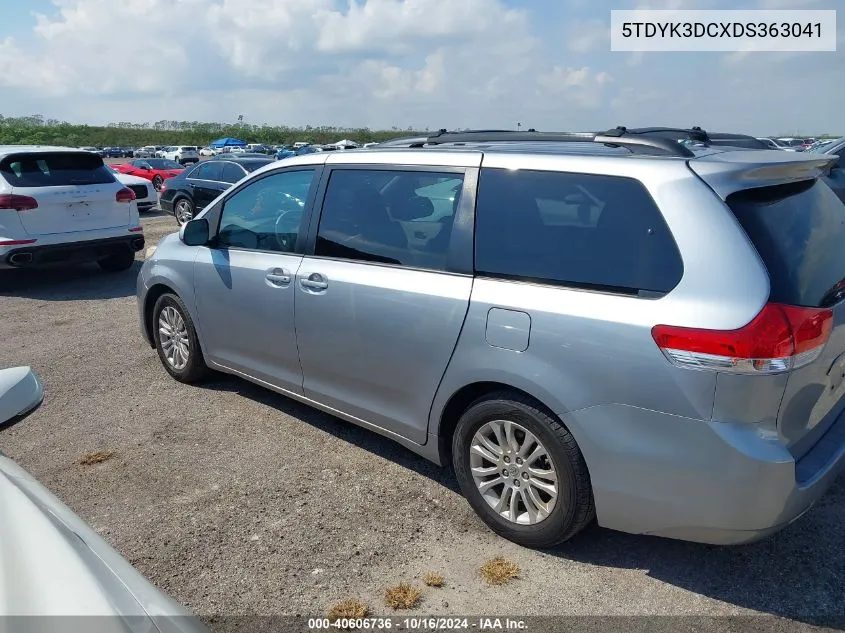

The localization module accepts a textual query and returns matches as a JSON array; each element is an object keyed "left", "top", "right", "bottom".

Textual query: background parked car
[
  {"left": 199, "top": 147, "right": 216, "bottom": 157},
  {"left": 108, "top": 165, "right": 157, "bottom": 213},
  {"left": 159, "top": 156, "right": 273, "bottom": 224},
  {"left": 0, "top": 146, "right": 144, "bottom": 271},
  {"left": 112, "top": 158, "right": 185, "bottom": 191},
  {"left": 275, "top": 146, "right": 296, "bottom": 160},
  {"left": 161, "top": 145, "right": 200, "bottom": 165},
  {"left": 134, "top": 146, "right": 157, "bottom": 158}
]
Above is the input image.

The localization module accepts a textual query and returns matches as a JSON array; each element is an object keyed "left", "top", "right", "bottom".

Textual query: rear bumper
[
  {"left": 1, "top": 235, "right": 145, "bottom": 269},
  {"left": 564, "top": 404, "right": 845, "bottom": 545},
  {"left": 137, "top": 201, "right": 156, "bottom": 213}
]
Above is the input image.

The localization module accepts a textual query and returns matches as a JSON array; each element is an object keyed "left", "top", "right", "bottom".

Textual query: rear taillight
[
  {"left": 128, "top": 227, "right": 143, "bottom": 233},
  {"left": 652, "top": 303, "right": 833, "bottom": 375},
  {"left": 0, "top": 239, "right": 37, "bottom": 246},
  {"left": 116, "top": 188, "right": 136, "bottom": 203},
  {"left": 0, "top": 194, "right": 38, "bottom": 211}
]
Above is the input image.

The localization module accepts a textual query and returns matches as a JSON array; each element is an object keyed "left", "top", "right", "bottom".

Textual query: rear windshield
[
  {"left": 0, "top": 152, "right": 114, "bottom": 187},
  {"left": 728, "top": 179, "right": 845, "bottom": 308}
]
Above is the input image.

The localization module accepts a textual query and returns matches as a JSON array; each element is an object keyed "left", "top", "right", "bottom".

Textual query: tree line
[{"left": 0, "top": 114, "right": 427, "bottom": 147}]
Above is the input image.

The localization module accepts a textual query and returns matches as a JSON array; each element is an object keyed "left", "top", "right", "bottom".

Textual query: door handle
[
  {"left": 265, "top": 268, "right": 291, "bottom": 287},
  {"left": 299, "top": 273, "right": 328, "bottom": 292}
]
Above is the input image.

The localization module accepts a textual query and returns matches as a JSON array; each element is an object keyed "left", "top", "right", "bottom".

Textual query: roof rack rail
[
  {"left": 410, "top": 127, "right": 696, "bottom": 157},
  {"left": 621, "top": 126, "right": 711, "bottom": 143}
]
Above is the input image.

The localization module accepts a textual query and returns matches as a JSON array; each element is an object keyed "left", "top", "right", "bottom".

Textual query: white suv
[
  {"left": 162, "top": 146, "right": 200, "bottom": 165},
  {"left": 0, "top": 146, "right": 144, "bottom": 271}
]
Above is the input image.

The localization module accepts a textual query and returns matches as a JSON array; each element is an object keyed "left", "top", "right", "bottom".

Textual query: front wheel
[
  {"left": 152, "top": 293, "right": 208, "bottom": 383},
  {"left": 152, "top": 175, "right": 164, "bottom": 191},
  {"left": 452, "top": 392, "right": 595, "bottom": 548}
]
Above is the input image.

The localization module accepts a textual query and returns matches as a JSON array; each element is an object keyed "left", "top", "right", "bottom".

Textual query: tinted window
[
  {"left": 217, "top": 169, "right": 315, "bottom": 253},
  {"left": 239, "top": 159, "right": 273, "bottom": 173},
  {"left": 0, "top": 152, "right": 114, "bottom": 187},
  {"left": 190, "top": 161, "right": 223, "bottom": 181},
  {"left": 728, "top": 179, "right": 845, "bottom": 307},
  {"left": 475, "top": 168, "right": 683, "bottom": 296},
  {"left": 221, "top": 163, "right": 247, "bottom": 183},
  {"left": 315, "top": 169, "right": 464, "bottom": 270}
]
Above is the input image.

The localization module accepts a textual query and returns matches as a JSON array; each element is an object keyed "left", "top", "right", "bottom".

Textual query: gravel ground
[{"left": 0, "top": 212, "right": 843, "bottom": 629}]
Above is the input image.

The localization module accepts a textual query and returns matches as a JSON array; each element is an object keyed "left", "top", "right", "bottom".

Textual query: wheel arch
[
  {"left": 435, "top": 380, "right": 571, "bottom": 470},
  {"left": 143, "top": 283, "right": 178, "bottom": 348}
]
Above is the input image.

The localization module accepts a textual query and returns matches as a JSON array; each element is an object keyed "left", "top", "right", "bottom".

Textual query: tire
[
  {"left": 452, "top": 391, "right": 595, "bottom": 548},
  {"left": 97, "top": 249, "right": 134, "bottom": 272},
  {"left": 152, "top": 175, "right": 164, "bottom": 191},
  {"left": 174, "top": 197, "right": 195, "bottom": 225},
  {"left": 151, "top": 293, "right": 208, "bottom": 383}
]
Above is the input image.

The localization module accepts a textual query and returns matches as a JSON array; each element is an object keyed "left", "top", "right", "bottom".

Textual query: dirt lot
[{"left": 1, "top": 212, "right": 844, "bottom": 627}]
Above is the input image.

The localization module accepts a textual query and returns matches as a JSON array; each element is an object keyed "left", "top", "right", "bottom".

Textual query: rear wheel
[
  {"left": 452, "top": 392, "right": 595, "bottom": 548},
  {"left": 174, "top": 198, "right": 195, "bottom": 225},
  {"left": 98, "top": 249, "right": 134, "bottom": 272},
  {"left": 152, "top": 293, "right": 208, "bottom": 383},
  {"left": 152, "top": 175, "right": 164, "bottom": 191}
]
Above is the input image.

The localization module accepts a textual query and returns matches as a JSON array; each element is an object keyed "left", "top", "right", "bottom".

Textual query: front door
[
  {"left": 193, "top": 167, "right": 318, "bottom": 391},
  {"left": 294, "top": 167, "right": 474, "bottom": 444}
]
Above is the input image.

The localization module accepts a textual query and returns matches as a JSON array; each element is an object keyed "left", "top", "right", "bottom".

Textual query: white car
[
  {"left": 199, "top": 146, "right": 216, "bottom": 157},
  {"left": 161, "top": 146, "right": 200, "bottom": 165},
  {"left": 0, "top": 146, "right": 144, "bottom": 271},
  {"left": 0, "top": 366, "right": 209, "bottom": 632},
  {"left": 110, "top": 167, "right": 157, "bottom": 213}
]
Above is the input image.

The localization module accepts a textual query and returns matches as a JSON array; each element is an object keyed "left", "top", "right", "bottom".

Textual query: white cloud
[
  {"left": 566, "top": 19, "right": 610, "bottom": 53},
  {"left": 0, "top": 0, "right": 841, "bottom": 135}
]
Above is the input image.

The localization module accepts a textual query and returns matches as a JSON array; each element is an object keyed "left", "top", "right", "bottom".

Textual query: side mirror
[
  {"left": 0, "top": 366, "right": 44, "bottom": 427},
  {"left": 181, "top": 218, "right": 210, "bottom": 246}
]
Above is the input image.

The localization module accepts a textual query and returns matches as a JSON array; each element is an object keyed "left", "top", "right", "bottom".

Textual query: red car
[{"left": 112, "top": 158, "right": 185, "bottom": 191}]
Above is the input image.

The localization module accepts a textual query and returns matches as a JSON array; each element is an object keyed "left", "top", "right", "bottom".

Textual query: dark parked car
[
  {"left": 104, "top": 147, "right": 125, "bottom": 158},
  {"left": 159, "top": 156, "right": 274, "bottom": 224}
]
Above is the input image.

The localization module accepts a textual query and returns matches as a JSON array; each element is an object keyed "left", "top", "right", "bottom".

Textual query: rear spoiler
[{"left": 688, "top": 152, "right": 839, "bottom": 200}]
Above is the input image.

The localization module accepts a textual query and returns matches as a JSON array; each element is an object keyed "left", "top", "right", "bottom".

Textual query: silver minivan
[{"left": 137, "top": 129, "right": 845, "bottom": 547}]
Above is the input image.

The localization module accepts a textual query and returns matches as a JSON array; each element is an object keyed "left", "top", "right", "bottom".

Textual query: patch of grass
[
  {"left": 479, "top": 557, "right": 520, "bottom": 585},
  {"left": 422, "top": 572, "right": 444, "bottom": 588},
  {"left": 77, "top": 450, "right": 115, "bottom": 466},
  {"left": 384, "top": 583, "right": 422, "bottom": 609},
  {"left": 327, "top": 599, "right": 369, "bottom": 621}
]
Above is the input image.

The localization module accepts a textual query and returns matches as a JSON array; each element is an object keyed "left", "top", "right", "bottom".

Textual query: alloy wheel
[
  {"left": 158, "top": 306, "right": 190, "bottom": 370},
  {"left": 469, "top": 419, "right": 558, "bottom": 525}
]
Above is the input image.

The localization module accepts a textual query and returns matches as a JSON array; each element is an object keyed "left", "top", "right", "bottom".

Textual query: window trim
[
  {"left": 473, "top": 166, "right": 684, "bottom": 299},
  {"left": 206, "top": 164, "right": 323, "bottom": 256},
  {"left": 303, "top": 164, "right": 476, "bottom": 276}
]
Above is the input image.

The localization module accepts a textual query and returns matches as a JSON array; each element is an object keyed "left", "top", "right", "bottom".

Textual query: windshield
[{"left": 147, "top": 159, "right": 182, "bottom": 169}]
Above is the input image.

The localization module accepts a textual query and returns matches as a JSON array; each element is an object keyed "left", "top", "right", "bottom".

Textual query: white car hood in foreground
[{"left": 0, "top": 455, "right": 207, "bottom": 633}]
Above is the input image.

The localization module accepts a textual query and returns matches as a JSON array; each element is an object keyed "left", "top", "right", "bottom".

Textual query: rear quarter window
[
  {"left": 727, "top": 179, "right": 845, "bottom": 307},
  {"left": 0, "top": 152, "right": 115, "bottom": 187},
  {"left": 474, "top": 168, "right": 683, "bottom": 296}
]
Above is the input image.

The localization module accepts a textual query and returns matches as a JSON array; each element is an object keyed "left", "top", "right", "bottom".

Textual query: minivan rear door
[
  {"left": 726, "top": 178, "right": 845, "bottom": 460},
  {"left": 0, "top": 152, "right": 128, "bottom": 235}
]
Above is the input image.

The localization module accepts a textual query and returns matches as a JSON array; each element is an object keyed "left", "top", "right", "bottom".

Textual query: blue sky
[{"left": 0, "top": 0, "right": 841, "bottom": 135}]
